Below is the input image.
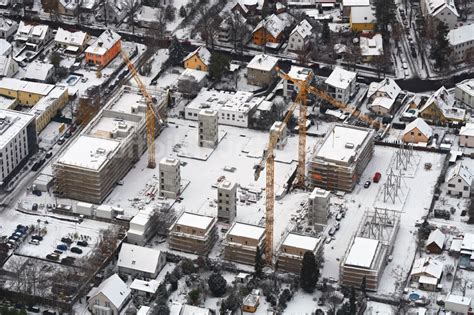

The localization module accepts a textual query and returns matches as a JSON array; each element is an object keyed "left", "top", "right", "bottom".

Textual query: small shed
[
  {"left": 426, "top": 229, "right": 445, "bottom": 254},
  {"left": 96, "top": 204, "right": 113, "bottom": 219},
  {"left": 445, "top": 294, "right": 472, "bottom": 315},
  {"left": 75, "top": 202, "right": 94, "bottom": 216},
  {"left": 32, "top": 174, "right": 54, "bottom": 192}
]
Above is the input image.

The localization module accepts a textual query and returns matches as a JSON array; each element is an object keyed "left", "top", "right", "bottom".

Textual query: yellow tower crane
[{"left": 121, "top": 51, "right": 164, "bottom": 169}]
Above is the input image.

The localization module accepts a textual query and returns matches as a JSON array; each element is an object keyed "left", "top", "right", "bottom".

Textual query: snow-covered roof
[
  {"left": 176, "top": 212, "right": 215, "bottom": 230},
  {"left": 421, "top": 86, "right": 465, "bottom": 121},
  {"left": 410, "top": 257, "right": 443, "bottom": 279},
  {"left": 462, "top": 233, "right": 474, "bottom": 251},
  {"left": 316, "top": 124, "right": 372, "bottom": 163},
  {"left": 287, "top": 66, "right": 313, "bottom": 82},
  {"left": 325, "top": 66, "right": 356, "bottom": 90},
  {"left": 179, "top": 305, "right": 211, "bottom": 315},
  {"left": 370, "top": 97, "right": 395, "bottom": 111},
  {"left": 350, "top": 5, "right": 376, "bottom": 24},
  {"left": 403, "top": 118, "right": 433, "bottom": 138},
  {"left": 136, "top": 5, "right": 161, "bottom": 22},
  {"left": 0, "top": 56, "right": 16, "bottom": 77},
  {"left": 456, "top": 78, "right": 474, "bottom": 97},
  {"left": 91, "top": 274, "right": 130, "bottom": 309},
  {"left": 345, "top": 237, "right": 379, "bottom": 268},
  {"left": 0, "top": 78, "right": 54, "bottom": 95},
  {"left": 446, "top": 294, "right": 472, "bottom": 306},
  {"left": 460, "top": 123, "right": 474, "bottom": 137},
  {"left": 0, "top": 110, "right": 34, "bottom": 149},
  {"left": 426, "top": 229, "right": 445, "bottom": 249},
  {"left": 446, "top": 163, "right": 473, "bottom": 186},
  {"left": 227, "top": 222, "right": 265, "bottom": 241},
  {"left": 81, "top": 0, "right": 97, "bottom": 9},
  {"left": 137, "top": 306, "right": 151, "bottom": 315},
  {"left": 448, "top": 24, "right": 474, "bottom": 46},
  {"left": 59, "top": 0, "right": 79, "bottom": 10},
  {"left": 160, "top": 157, "right": 179, "bottom": 167},
  {"left": 282, "top": 233, "right": 320, "bottom": 251},
  {"left": 24, "top": 62, "right": 53, "bottom": 82},
  {"left": 0, "top": 17, "right": 17, "bottom": 32},
  {"left": 367, "top": 78, "right": 401, "bottom": 100},
  {"left": 130, "top": 279, "right": 159, "bottom": 294},
  {"left": 54, "top": 28, "right": 88, "bottom": 46},
  {"left": 360, "top": 34, "right": 383, "bottom": 57},
  {"left": 0, "top": 39, "right": 11, "bottom": 56},
  {"left": 310, "top": 187, "right": 330, "bottom": 199},
  {"left": 57, "top": 135, "right": 120, "bottom": 170},
  {"left": 342, "top": 0, "right": 369, "bottom": 6},
  {"left": 118, "top": 243, "right": 162, "bottom": 274},
  {"left": 254, "top": 14, "right": 288, "bottom": 38},
  {"left": 183, "top": 46, "right": 211, "bottom": 67},
  {"left": 247, "top": 54, "right": 278, "bottom": 71},
  {"left": 180, "top": 68, "right": 207, "bottom": 82},
  {"left": 290, "top": 19, "right": 312, "bottom": 40},
  {"left": 424, "top": 0, "right": 459, "bottom": 17},
  {"left": 85, "top": 30, "right": 121, "bottom": 56},
  {"left": 16, "top": 22, "right": 50, "bottom": 41}
]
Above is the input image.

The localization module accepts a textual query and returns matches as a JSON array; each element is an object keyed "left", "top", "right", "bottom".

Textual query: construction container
[
  {"left": 96, "top": 205, "right": 113, "bottom": 219},
  {"left": 75, "top": 202, "right": 94, "bottom": 216}
]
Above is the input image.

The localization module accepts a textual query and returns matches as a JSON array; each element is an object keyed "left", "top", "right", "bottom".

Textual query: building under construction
[
  {"left": 276, "top": 233, "right": 323, "bottom": 273},
  {"left": 53, "top": 86, "right": 167, "bottom": 204},
  {"left": 168, "top": 211, "right": 218, "bottom": 255},
  {"left": 340, "top": 208, "right": 400, "bottom": 291},
  {"left": 308, "top": 124, "right": 375, "bottom": 192},
  {"left": 223, "top": 222, "right": 265, "bottom": 265}
]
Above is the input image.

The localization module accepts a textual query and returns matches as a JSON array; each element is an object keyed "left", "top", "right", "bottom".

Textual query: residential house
[
  {"left": 218, "top": 13, "right": 248, "bottom": 43},
  {"left": 14, "top": 22, "right": 53, "bottom": 50},
  {"left": 0, "top": 39, "right": 12, "bottom": 56},
  {"left": 183, "top": 46, "right": 211, "bottom": 72},
  {"left": 402, "top": 118, "right": 433, "bottom": 143},
  {"left": 459, "top": 123, "right": 474, "bottom": 148},
  {"left": 419, "top": 86, "right": 466, "bottom": 123},
  {"left": 360, "top": 33, "right": 383, "bottom": 61},
  {"left": 252, "top": 14, "right": 289, "bottom": 47},
  {"left": 223, "top": 222, "right": 266, "bottom": 265},
  {"left": 85, "top": 30, "right": 121, "bottom": 67},
  {"left": 0, "top": 18, "right": 18, "bottom": 39},
  {"left": 325, "top": 66, "right": 357, "bottom": 104},
  {"left": 410, "top": 257, "right": 443, "bottom": 291},
  {"left": 0, "top": 56, "right": 18, "bottom": 78},
  {"left": 169, "top": 304, "right": 211, "bottom": 315},
  {"left": 81, "top": 0, "right": 98, "bottom": 11},
  {"left": 367, "top": 78, "right": 401, "bottom": 115},
  {"left": 231, "top": 0, "right": 262, "bottom": 17},
  {"left": 283, "top": 65, "right": 313, "bottom": 97},
  {"left": 421, "top": 0, "right": 459, "bottom": 29},
  {"left": 23, "top": 62, "right": 54, "bottom": 83},
  {"left": 0, "top": 0, "right": 12, "bottom": 8},
  {"left": 177, "top": 69, "right": 208, "bottom": 97},
  {"left": 135, "top": 5, "right": 161, "bottom": 28},
  {"left": 444, "top": 294, "right": 472, "bottom": 315},
  {"left": 105, "top": 0, "right": 141, "bottom": 23},
  {"left": 130, "top": 279, "right": 159, "bottom": 299},
  {"left": 288, "top": 19, "right": 312, "bottom": 52},
  {"left": 446, "top": 163, "right": 473, "bottom": 198},
  {"left": 425, "top": 229, "right": 445, "bottom": 254},
  {"left": 242, "top": 289, "right": 261, "bottom": 313},
  {"left": 455, "top": 78, "right": 474, "bottom": 108},
  {"left": 0, "top": 78, "right": 55, "bottom": 106},
  {"left": 276, "top": 233, "right": 323, "bottom": 273},
  {"left": 246, "top": 54, "right": 278, "bottom": 87},
  {"left": 350, "top": 5, "right": 376, "bottom": 32},
  {"left": 448, "top": 24, "right": 474, "bottom": 63},
  {"left": 342, "top": 0, "right": 370, "bottom": 18},
  {"left": 87, "top": 274, "right": 131, "bottom": 315},
  {"left": 117, "top": 243, "right": 166, "bottom": 279},
  {"left": 28, "top": 86, "right": 69, "bottom": 133},
  {"left": 56, "top": 0, "right": 79, "bottom": 15},
  {"left": 54, "top": 28, "right": 90, "bottom": 54}
]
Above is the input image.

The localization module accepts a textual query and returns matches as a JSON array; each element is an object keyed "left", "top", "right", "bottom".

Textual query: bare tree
[
  {"left": 197, "top": 5, "right": 221, "bottom": 51},
  {"left": 227, "top": 11, "right": 250, "bottom": 55},
  {"left": 123, "top": 0, "right": 138, "bottom": 34},
  {"left": 371, "top": 49, "right": 391, "bottom": 79}
]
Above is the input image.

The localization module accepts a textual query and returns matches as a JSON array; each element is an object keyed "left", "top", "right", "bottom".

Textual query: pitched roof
[
  {"left": 325, "top": 66, "right": 356, "bottom": 90},
  {"left": 426, "top": 229, "right": 445, "bottom": 249},
  {"left": 403, "top": 118, "right": 433, "bottom": 138},
  {"left": 24, "top": 62, "right": 53, "bottom": 81},
  {"left": 460, "top": 123, "right": 474, "bottom": 137},
  {"left": 421, "top": 86, "right": 465, "bottom": 121},
  {"left": 247, "top": 54, "right": 278, "bottom": 71},
  {"left": 447, "top": 163, "right": 473, "bottom": 186},
  {"left": 0, "top": 56, "right": 15, "bottom": 77},
  {"left": 410, "top": 257, "right": 443, "bottom": 279},
  {"left": 92, "top": 274, "right": 130, "bottom": 309},
  {"left": 0, "top": 17, "right": 17, "bottom": 31},
  {"left": 0, "top": 39, "right": 11, "bottom": 56},
  {"left": 367, "top": 78, "right": 401, "bottom": 100},
  {"left": 54, "top": 28, "right": 88, "bottom": 46},
  {"left": 85, "top": 29, "right": 121, "bottom": 56},
  {"left": 424, "top": 0, "right": 459, "bottom": 17},
  {"left": 290, "top": 19, "right": 312, "bottom": 40},
  {"left": 350, "top": 5, "right": 376, "bottom": 24},
  {"left": 183, "top": 46, "right": 211, "bottom": 67},
  {"left": 118, "top": 243, "right": 162, "bottom": 274},
  {"left": 448, "top": 23, "right": 474, "bottom": 46},
  {"left": 253, "top": 14, "right": 288, "bottom": 38}
]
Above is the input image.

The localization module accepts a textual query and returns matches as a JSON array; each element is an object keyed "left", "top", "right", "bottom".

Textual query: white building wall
[
  {"left": 0, "top": 126, "right": 28, "bottom": 182},
  {"left": 459, "top": 135, "right": 474, "bottom": 148},
  {"left": 455, "top": 80, "right": 474, "bottom": 107},
  {"left": 288, "top": 32, "right": 304, "bottom": 51},
  {"left": 159, "top": 158, "right": 181, "bottom": 199},
  {"left": 198, "top": 109, "right": 218, "bottom": 148},
  {"left": 447, "top": 175, "right": 471, "bottom": 198}
]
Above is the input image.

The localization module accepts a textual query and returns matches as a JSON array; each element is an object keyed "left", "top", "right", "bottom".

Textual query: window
[
  {"left": 464, "top": 186, "right": 469, "bottom": 191},
  {"left": 458, "top": 179, "right": 462, "bottom": 183},
  {"left": 448, "top": 184, "right": 455, "bottom": 188}
]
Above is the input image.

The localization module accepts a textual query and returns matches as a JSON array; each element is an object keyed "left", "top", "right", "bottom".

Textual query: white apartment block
[
  {"left": 459, "top": 123, "right": 474, "bottom": 148},
  {"left": 421, "top": 0, "right": 459, "bottom": 29},
  {"left": 159, "top": 157, "right": 181, "bottom": 199},
  {"left": 455, "top": 78, "right": 474, "bottom": 108},
  {"left": 325, "top": 66, "right": 357, "bottom": 104},
  {"left": 217, "top": 180, "right": 237, "bottom": 223},
  {"left": 448, "top": 24, "right": 474, "bottom": 63},
  {"left": 198, "top": 109, "right": 218, "bottom": 148},
  {"left": 0, "top": 110, "right": 36, "bottom": 184},
  {"left": 288, "top": 19, "right": 312, "bottom": 52},
  {"left": 308, "top": 187, "right": 330, "bottom": 231}
]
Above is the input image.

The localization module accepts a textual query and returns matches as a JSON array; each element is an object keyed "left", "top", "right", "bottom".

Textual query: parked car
[
  {"left": 334, "top": 222, "right": 340, "bottom": 231},
  {"left": 61, "top": 237, "right": 73, "bottom": 244},
  {"left": 364, "top": 181, "right": 371, "bottom": 188},
  {"left": 328, "top": 227, "right": 336, "bottom": 236},
  {"left": 32, "top": 235, "right": 43, "bottom": 241},
  {"left": 32, "top": 203, "right": 38, "bottom": 211},
  {"left": 335, "top": 213, "right": 343, "bottom": 221},
  {"left": 46, "top": 253, "right": 59, "bottom": 261},
  {"left": 45, "top": 151, "right": 53, "bottom": 158},
  {"left": 71, "top": 247, "right": 83, "bottom": 254},
  {"left": 57, "top": 137, "right": 65, "bottom": 145},
  {"left": 373, "top": 172, "right": 382, "bottom": 183},
  {"left": 28, "top": 306, "right": 40, "bottom": 313},
  {"left": 77, "top": 240, "right": 88, "bottom": 247},
  {"left": 43, "top": 310, "right": 56, "bottom": 315},
  {"left": 56, "top": 244, "right": 68, "bottom": 251},
  {"left": 29, "top": 239, "right": 40, "bottom": 245}
]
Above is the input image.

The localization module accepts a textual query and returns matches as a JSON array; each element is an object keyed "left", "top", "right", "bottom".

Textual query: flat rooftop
[
  {"left": 89, "top": 116, "right": 138, "bottom": 139},
  {"left": 107, "top": 90, "right": 147, "bottom": 115},
  {"left": 56, "top": 135, "right": 120, "bottom": 171},
  {"left": 186, "top": 89, "right": 263, "bottom": 115},
  {"left": 345, "top": 237, "right": 379, "bottom": 269},
  {"left": 0, "top": 77, "right": 54, "bottom": 96},
  {"left": 0, "top": 109, "right": 34, "bottom": 148},
  {"left": 176, "top": 212, "right": 214, "bottom": 230},
  {"left": 282, "top": 233, "right": 320, "bottom": 251},
  {"left": 227, "top": 222, "right": 265, "bottom": 240},
  {"left": 315, "top": 124, "right": 372, "bottom": 164}
]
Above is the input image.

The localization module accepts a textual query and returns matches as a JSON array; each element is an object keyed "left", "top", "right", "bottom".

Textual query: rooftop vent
[{"left": 345, "top": 142, "right": 354, "bottom": 149}]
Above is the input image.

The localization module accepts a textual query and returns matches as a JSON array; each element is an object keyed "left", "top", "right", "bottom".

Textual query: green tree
[
  {"left": 49, "top": 51, "right": 62, "bottom": 68},
  {"left": 179, "top": 6, "right": 186, "bottom": 18},
  {"left": 152, "top": 304, "right": 170, "bottom": 315},
  {"left": 166, "top": 37, "right": 186, "bottom": 67},
  {"left": 321, "top": 20, "right": 330, "bottom": 44},
  {"left": 209, "top": 53, "right": 230, "bottom": 80},
  {"left": 373, "top": 0, "right": 396, "bottom": 36},
  {"left": 165, "top": 4, "right": 176, "bottom": 22},
  {"left": 188, "top": 288, "right": 201, "bottom": 305},
  {"left": 300, "top": 251, "right": 319, "bottom": 293},
  {"left": 255, "top": 245, "right": 264, "bottom": 279},
  {"left": 360, "top": 276, "right": 367, "bottom": 296},
  {"left": 181, "top": 258, "right": 196, "bottom": 275},
  {"left": 220, "top": 292, "right": 241, "bottom": 314},
  {"left": 430, "top": 21, "right": 452, "bottom": 70},
  {"left": 350, "top": 286, "right": 357, "bottom": 314},
  {"left": 208, "top": 272, "right": 227, "bottom": 297}
]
